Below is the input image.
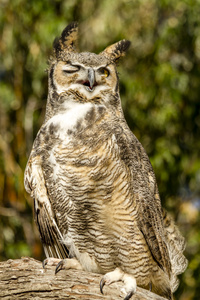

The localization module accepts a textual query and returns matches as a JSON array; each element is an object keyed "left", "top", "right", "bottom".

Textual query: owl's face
[
  {"left": 52, "top": 52, "right": 118, "bottom": 100},
  {"left": 46, "top": 22, "right": 130, "bottom": 118}
]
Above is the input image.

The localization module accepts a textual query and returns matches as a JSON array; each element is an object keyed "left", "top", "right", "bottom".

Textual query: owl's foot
[
  {"left": 100, "top": 267, "right": 136, "bottom": 300},
  {"left": 42, "top": 257, "right": 61, "bottom": 269},
  {"left": 55, "top": 258, "right": 83, "bottom": 274},
  {"left": 42, "top": 257, "right": 83, "bottom": 274}
]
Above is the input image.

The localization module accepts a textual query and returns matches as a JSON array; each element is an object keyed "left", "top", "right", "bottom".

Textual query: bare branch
[{"left": 0, "top": 257, "right": 167, "bottom": 299}]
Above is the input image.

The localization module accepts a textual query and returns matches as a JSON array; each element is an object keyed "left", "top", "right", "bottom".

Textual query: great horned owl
[{"left": 24, "top": 22, "right": 187, "bottom": 300}]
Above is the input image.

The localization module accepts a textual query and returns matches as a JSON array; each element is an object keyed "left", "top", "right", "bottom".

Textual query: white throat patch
[{"left": 46, "top": 101, "right": 93, "bottom": 140}]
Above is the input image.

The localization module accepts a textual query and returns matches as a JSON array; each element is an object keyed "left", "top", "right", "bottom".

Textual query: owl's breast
[
  {"left": 42, "top": 122, "right": 145, "bottom": 272},
  {"left": 39, "top": 103, "right": 152, "bottom": 275},
  {"left": 42, "top": 100, "right": 118, "bottom": 225}
]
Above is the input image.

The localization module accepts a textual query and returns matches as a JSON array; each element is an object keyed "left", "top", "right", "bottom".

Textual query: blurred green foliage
[{"left": 0, "top": 0, "right": 200, "bottom": 299}]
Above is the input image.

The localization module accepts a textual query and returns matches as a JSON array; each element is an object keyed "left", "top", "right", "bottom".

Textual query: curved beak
[{"left": 88, "top": 68, "right": 95, "bottom": 90}]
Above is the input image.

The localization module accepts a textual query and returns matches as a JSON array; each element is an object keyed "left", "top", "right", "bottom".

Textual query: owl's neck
[
  {"left": 44, "top": 88, "right": 123, "bottom": 124},
  {"left": 44, "top": 91, "right": 81, "bottom": 122}
]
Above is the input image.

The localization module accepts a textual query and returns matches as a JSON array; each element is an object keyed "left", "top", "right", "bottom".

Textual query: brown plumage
[{"left": 24, "top": 22, "right": 187, "bottom": 299}]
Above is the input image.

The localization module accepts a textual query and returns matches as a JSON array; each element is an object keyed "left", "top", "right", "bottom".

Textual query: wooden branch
[{"left": 0, "top": 257, "right": 167, "bottom": 299}]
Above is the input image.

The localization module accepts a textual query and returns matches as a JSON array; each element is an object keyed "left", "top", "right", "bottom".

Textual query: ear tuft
[
  {"left": 100, "top": 40, "right": 131, "bottom": 62},
  {"left": 53, "top": 22, "right": 78, "bottom": 58}
]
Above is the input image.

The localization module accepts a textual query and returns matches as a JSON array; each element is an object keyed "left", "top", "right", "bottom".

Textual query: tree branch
[{"left": 0, "top": 257, "right": 167, "bottom": 299}]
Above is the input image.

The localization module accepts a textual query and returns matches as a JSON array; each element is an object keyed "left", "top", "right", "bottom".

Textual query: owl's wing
[
  {"left": 136, "top": 187, "right": 171, "bottom": 276},
  {"left": 117, "top": 126, "right": 171, "bottom": 276},
  {"left": 24, "top": 153, "right": 68, "bottom": 259}
]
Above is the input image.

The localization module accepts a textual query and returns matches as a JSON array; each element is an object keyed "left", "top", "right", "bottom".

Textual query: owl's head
[{"left": 48, "top": 23, "right": 130, "bottom": 101}]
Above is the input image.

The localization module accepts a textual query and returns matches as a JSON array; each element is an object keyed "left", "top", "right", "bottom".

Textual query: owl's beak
[
  {"left": 88, "top": 68, "right": 95, "bottom": 90},
  {"left": 82, "top": 68, "right": 97, "bottom": 92}
]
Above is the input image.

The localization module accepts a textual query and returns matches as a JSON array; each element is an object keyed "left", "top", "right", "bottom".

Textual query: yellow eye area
[
  {"left": 103, "top": 69, "right": 109, "bottom": 77},
  {"left": 100, "top": 67, "right": 109, "bottom": 77}
]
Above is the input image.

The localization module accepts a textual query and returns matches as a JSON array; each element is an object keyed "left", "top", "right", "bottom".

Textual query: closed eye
[{"left": 62, "top": 65, "right": 80, "bottom": 74}]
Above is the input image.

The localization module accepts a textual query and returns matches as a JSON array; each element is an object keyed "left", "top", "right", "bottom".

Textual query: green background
[{"left": 0, "top": 0, "right": 200, "bottom": 299}]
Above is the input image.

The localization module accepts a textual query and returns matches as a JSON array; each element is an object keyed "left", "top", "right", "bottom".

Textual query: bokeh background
[{"left": 0, "top": 0, "right": 200, "bottom": 299}]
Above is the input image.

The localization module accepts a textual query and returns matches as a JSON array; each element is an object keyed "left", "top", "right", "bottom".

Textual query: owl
[{"left": 24, "top": 22, "right": 187, "bottom": 300}]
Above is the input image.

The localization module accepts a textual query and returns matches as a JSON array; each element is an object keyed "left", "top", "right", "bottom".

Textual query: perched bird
[{"left": 24, "top": 22, "right": 187, "bottom": 299}]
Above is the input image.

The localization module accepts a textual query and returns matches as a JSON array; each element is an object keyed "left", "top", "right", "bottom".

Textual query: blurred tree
[{"left": 0, "top": 0, "right": 199, "bottom": 299}]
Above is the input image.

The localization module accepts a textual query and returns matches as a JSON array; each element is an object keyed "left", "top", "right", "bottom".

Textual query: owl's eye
[
  {"left": 99, "top": 67, "right": 109, "bottom": 78},
  {"left": 62, "top": 65, "right": 80, "bottom": 74}
]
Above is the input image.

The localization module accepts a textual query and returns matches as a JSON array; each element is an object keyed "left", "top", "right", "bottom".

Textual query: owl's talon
[
  {"left": 124, "top": 291, "right": 134, "bottom": 300},
  {"left": 42, "top": 258, "right": 48, "bottom": 269},
  {"left": 100, "top": 278, "right": 106, "bottom": 294},
  {"left": 55, "top": 260, "right": 64, "bottom": 274}
]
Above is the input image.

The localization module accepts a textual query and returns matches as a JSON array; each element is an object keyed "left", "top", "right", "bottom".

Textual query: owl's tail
[{"left": 162, "top": 209, "right": 188, "bottom": 292}]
